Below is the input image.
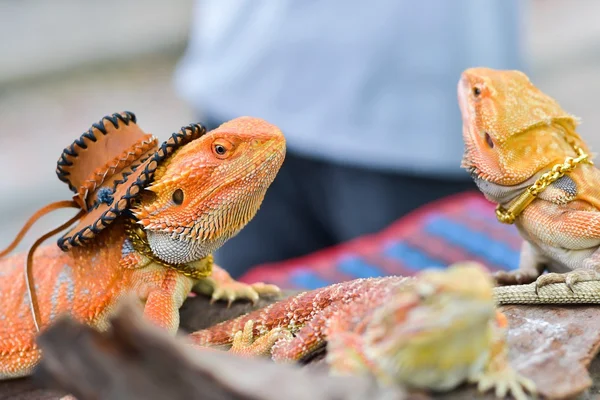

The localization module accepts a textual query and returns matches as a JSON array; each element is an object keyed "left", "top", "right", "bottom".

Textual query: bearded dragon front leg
[
  {"left": 142, "top": 270, "right": 195, "bottom": 334},
  {"left": 519, "top": 205, "right": 600, "bottom": 292},
  {"left": 192, "top": 263, "right": 281, "bottom": 306}
]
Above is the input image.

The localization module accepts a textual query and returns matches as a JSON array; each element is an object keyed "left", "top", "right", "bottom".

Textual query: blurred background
[{"left": 1, "top": 0, "right": 599, "bottom": 276}]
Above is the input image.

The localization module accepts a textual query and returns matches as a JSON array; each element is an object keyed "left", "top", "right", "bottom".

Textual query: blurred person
[{"left": 174, "top": 0, "right": 528, "bottom": 277}]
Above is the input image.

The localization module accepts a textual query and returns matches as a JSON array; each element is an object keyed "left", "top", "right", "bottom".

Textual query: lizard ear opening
[
  {"left": 484, "top": 132, "right": 494, "bottom": 148},
  {"left": 172, "top": 189, "right": 184, "bottom": 205}
]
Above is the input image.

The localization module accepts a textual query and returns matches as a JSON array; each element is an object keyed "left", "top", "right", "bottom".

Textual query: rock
[
  {"left": 432, "top": 305, "right": 600, "bottom": 400},
  {"left": 501, "top": 305, "right": 600, "bottom": 399}
]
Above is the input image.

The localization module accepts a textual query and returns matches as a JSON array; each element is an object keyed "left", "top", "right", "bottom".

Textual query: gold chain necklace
[
  {"left": 125, "top": 217, "right": 213, "bottom": 279},
  {"left": 496, "top": 138, "right": 593, "bottom": 224}
]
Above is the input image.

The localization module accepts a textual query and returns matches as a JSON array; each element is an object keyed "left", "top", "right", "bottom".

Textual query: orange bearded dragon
[
  {"left": 459, "top": 67, "right": 600, "bottom": 302},
  {"left": 0, "top": 113, "right": 285, "bottom": 379}
]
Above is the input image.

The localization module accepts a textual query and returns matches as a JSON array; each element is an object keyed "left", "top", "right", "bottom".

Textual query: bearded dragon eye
[
  {"left": 172, "top": 189, "right": 184, "bottom": 205},
  {"left": 484, "top": 132, "right": 494, "bottom": 148},
  {"left": 214, "top": 144, "right": 226, "bottom": 155}
]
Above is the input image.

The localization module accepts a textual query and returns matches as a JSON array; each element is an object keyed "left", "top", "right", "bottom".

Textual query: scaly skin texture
[
  {"left": 190, "top": 263, "right": 536, "bottom": 400},
  {"left": 459, "top": 67, "right": 600, "bottom": 298},
  {"left": 0, "top": 116, "right": 285, "bottom": 379}
]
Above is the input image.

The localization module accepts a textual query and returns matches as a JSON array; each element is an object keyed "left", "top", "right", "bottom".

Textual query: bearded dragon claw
[
  {"left": 473, "top": 369, "right": 536, "bottom": 400},
  {"left": 530, "top": 269, "right": 600, "bottom": 295},
  {"left": 196, "top": 265, "right": 279, "bottom": 307}
]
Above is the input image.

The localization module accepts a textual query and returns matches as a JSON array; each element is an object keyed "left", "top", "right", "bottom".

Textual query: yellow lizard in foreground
[
  {"left": 0, "top": 114, "right": 285, "bottom": 379},
  {"left": 459, "top": 67, "right": 600, "bottom": 304},
  {"left": 190, "top": 262, "right": 535, "bottom": 400}
]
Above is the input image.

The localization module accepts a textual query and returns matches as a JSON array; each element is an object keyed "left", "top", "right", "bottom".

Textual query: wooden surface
[
  {"left": 30, "top": 298, "right": 406, "bottom": 400},
  {"left": 3, "top": 292, "right": 600, "bottom": 399}
]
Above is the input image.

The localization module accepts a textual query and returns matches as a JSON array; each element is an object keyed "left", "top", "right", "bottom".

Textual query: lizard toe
[
  {"left": 475, "top": 367, "right": 535, "bottom": 400},
  {"left": 210, "top": 286, "right": 225, "bottom": 304},
  {"left": 209, "top": 280, "right": 260, "bottom": 305},
  {"left": 565, "top": 270, "right": 600, "bottom": 292},
  {"left": 493, "top": 270, "right": 538, "bottom": 286},
  {"left": 535, "top": 270, "right": 600, "bottom": 295},
  {"left": 229, "top": 320, "right": 291, "bottom": 358},
  {"left": 231, "top": 320, "right": 255, "bottom": 348},
  {"left": 534, "top": 272, "right": 565, "bottom": 293},
  {"left": 250, "top": 282, "right": 281, "bottom": 296},
  {"left": 565, "top": 274, "right": 579, "bottom": 293}
]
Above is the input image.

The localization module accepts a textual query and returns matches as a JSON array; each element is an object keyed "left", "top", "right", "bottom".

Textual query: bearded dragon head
[
  {"left": 363, "top": 262, "right": 498, "bottom": 390},
  {"left": 458, "top": 67, "right": 586, "bottom": 201},
  {"left": 132, "top": 117, "right": 286, "bottom": 265}
]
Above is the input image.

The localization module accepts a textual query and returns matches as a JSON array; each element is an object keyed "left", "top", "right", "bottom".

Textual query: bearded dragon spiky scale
[
  {"left": 0, "top": 116, "right": 286, "bottom": 379},
  {"left": 459, "top": 67, "right": 600, "bottom": 299},
  {"left": 190, "top": 263, "right": 536, "bottom": 400}
]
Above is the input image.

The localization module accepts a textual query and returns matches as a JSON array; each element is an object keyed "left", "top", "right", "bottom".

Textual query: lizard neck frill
[{"left": 125, "top": 217, "right": 213, "bottom": 280}]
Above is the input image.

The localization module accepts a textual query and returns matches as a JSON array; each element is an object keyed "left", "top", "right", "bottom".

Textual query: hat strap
[{"left": 0, "top": 200, "right": 84, "bottom": 332}]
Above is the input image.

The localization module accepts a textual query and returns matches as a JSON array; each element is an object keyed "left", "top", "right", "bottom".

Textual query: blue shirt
[{"left": 174, "top": 0, "right": 527, "bottom": 177}]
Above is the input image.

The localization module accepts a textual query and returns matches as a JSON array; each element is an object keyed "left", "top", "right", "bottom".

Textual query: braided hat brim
[{"left": 57, "top": 122, "right": 206, "bottom": 251}]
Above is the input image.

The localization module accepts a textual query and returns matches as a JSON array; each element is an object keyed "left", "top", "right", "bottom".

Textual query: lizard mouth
[
  {"left": 460, "top": 127, "right": 485, "bottom": 179},
  {"left": 466, "top": 166, "right": 480, "bottom": 179},
  {"left": 457, "top": 77, "right": 487, "bottom": 179}
]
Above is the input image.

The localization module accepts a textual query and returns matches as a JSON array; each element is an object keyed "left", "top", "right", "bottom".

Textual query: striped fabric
[{"left": 239, "top": 191, "right": 522, "bottom": 290}]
